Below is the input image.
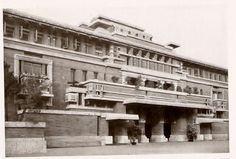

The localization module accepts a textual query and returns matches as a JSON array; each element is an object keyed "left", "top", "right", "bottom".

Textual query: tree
[
  {"left": 4, "top": 62, "right": 22, "bottom": 121},
  {"left": 18, "top": 74, "right": 51, "bottom": 121}
]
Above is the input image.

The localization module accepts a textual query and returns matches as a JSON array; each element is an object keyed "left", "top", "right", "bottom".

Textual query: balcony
[
  {"left": 81, "top": 80, "right": 212, "bottom": 109},
  {"left": 213, "top": 99, "right": 228, "bottom": 112}
]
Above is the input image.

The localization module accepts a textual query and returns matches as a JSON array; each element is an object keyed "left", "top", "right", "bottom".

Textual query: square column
[{"left": 113, "top": 120, "right": 129, "bottom": 144}]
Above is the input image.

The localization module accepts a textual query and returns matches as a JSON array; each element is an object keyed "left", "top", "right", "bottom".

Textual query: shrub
[
  {"left": 111, "top": 76, "right": 119, "bottom": 83},
  {"left": 186, "top": 124, "right": 198, "bottom": 141}
]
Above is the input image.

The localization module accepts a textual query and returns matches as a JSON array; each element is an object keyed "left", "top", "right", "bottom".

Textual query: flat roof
[
  {"left": 3, "top": 9, "right": 227, "bottom": 72},
  {"left": 91, "top": 15, "right": 145, "bottom": 32}
]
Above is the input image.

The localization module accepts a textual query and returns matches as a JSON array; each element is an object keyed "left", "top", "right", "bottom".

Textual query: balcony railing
[
  {"left": 82, "top": 80, "right": 211, "bottom": 107},
  {"left": 213, "top": 99, "right": 228, "bottom": 111}
]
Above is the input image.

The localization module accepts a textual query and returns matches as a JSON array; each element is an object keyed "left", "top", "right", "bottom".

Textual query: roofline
[
  {"left": 91, "top": 15, "right": 145, "bottom": 32},
  {"left": 3, "top": 9, "right": 228, "bottom": 72}
]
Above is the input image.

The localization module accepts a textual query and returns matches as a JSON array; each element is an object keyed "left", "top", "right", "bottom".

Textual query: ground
[{"left": 10, "top": 140, "right": 229, "bottom": 157}]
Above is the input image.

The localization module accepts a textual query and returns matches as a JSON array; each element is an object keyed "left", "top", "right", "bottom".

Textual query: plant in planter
[
  {"left": 127, "top": 121, "right": 142, "bottom": 145},
  {"left": 135, "top": 75, "right": 143, "bottom": 90},
  {"left": 183, "top": 85, "right": 192, "bottom": 94},
  {"left": 186, "top": 124, "right": 198, "bottom": 142},
  {"left": 111, "top": 76, "right": 119, "bottom": 83}
]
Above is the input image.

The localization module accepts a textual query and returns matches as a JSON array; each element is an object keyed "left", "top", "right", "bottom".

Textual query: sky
[{"left": 2, "top": 0, "right": 228, "bottom": 68}]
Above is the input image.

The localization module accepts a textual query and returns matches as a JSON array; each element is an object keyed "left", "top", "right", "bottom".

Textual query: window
[
  {"left": 120, "top": 29, "right": 123, "bottom": 32},
  {"left": 61, "top": 36, "right": 69, "bottom": 49},
  {"left": 70, "top": 69, "right": 76, "bottom": 82},
  {"left": 82, "top": 70, "right": 87, "bottom": 81},
  {"left": 128, "top": 31, "right": 131, "bottom": 35},
  {"left": 143, "top": 35, "right": 145, "bottom": 39},
  {"left": 200, "top": 89, "right": 203, "bottom": 95},
  {"left": 34, "top": 29, "right": 43, "bottom": 44},
  {"left": 214, "top": 74, "right": 217, "bottom": 80},
  {"left": 219, "top": 75, "right": 222, "bottom": 81},
  {"left": 19, "top": 24, "right": 30, "bottom": 41},
  {"left": 194, "top": 69, "right": 199, "bottom": 76},
  {"left": 73, "top": 38, "right": 81, "bottom": 51},
  {"left": 4, "top": 21, "right": 15, "bottom": 37},
  {"left": 95, "top": 44, "right": 103, "bottom": 56},
  {"left": 209, "top": 73, "right": 212, "bottom": 79},
  {"left": 20, "top": 61, "right": 47, "bottom": 76},
  {"left": 135, "top": 33, "right": 138, "bottom": 37},
  {"left": 94, "top": 72, "right": 98, "bottom": 79},
  {"left": 48, "top": 34, "right": 56, "bottom": 46},
  {"left": 84, "top": 43, "right": 92, "bottom": 54}
]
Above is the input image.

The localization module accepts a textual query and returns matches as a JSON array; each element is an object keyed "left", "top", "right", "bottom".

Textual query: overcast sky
[{"left": 2, "top": 0, "right": 228, "bottom": 68}]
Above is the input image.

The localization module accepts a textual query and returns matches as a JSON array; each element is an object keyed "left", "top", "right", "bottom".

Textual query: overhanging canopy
[
  {"left": 103, "top": 113, "right": 139, "bottom": 121},
  {"left": 124, "top": 98, "right": 212, "bottom": 109},
  {"left": 196, "top": 117, "right": 228, "bottom": 124}
]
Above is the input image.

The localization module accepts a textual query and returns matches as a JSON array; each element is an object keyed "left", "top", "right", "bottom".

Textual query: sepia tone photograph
[{"left": 1, "top": 0, "right": 233, "bottom": 158}]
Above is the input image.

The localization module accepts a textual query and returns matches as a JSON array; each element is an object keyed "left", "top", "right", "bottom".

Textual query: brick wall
[{"left": 22, "top": 113, "right": 99, "bottom": 136}]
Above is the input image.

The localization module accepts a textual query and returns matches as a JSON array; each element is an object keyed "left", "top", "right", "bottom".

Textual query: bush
[
  {"left": 111, "top": 76, "right": 119, "bottom": 83},
  {"left": 186, "top": 124, "right": 198, "bottom": 141},
  {"left": 127, "top": 121, "right": 141, "bottom": 144}
]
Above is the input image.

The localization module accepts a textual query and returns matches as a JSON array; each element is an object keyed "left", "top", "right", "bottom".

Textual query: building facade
[{"left": 3, "top": 9, "right": 228, "bottom": 146}]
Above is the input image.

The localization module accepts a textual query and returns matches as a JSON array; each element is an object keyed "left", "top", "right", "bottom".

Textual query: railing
[
  {"left": 83, "top": 80, "right": 211, "bottom": 106},
  {"left": 213, "top": 99, "right": 228, "bottom": 111}
]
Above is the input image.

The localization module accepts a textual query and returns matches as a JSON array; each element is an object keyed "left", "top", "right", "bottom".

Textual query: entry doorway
[
  {"left": 145, "top": 123, "right": 152, "bottom": 141},
  {"left": 164, "top": 123, "right": 171, "bottom": 141}
]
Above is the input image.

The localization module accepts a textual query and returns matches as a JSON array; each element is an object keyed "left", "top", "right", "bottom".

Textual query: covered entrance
[{"left": 164, "top": 123, "right": 171, "bottom": 141}]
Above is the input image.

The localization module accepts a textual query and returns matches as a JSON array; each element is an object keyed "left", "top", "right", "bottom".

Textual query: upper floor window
[
  {"left": 34, "top": 29, "right": 43, "bottom": 44},
  {"left": 135, "top": 33, "right": 139, "bottom": 37},
  {"left": 82, "top": 70, "right": 87, "bottom": 81},
  {"left": 48, "top": 34, "right": 56, "bottom": 47},
  {"left": 128, "top": 31, "right": 131, "bottom": 35},
  {"left": 4, "top": 21, "right": 15, "bottom": 37},
  {"left": 94, "top": 72, "right": 98, "bottom": 79},
  {"left": 95, "top": 44, "right": 103, "bottom": 56},
  {"left": 19, "top": 24, "right": 30, "bottom": 41},
  {"left": 194, "top": 68, "right": 199, "bottom": 76},
  {"left": 70, "top": 69, "right": 76, "bottom": 82},
  {"left": 20, "top": 60, "right": 47, "bottom": 76},
  {"left": 61, "top": 36, "right": 69, "bottom": 49},
  {"left": 84, "top": 39, "right": 93, "bottom": 54}
]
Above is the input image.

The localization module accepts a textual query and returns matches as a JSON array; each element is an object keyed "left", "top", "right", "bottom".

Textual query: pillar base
[
  {"left": 197, "top": 134, "right": 204, "bottom": 141},
  {"left": 151, "top": 135, "right": 167, "bottom": 142},
  {"left": 140, "top": 135, "right": 149, "bottom": 143},
  {"left": 114, "top": 136, "right": 129, "bottom": 144},
  {"left": 204, "top": 134, "right": 213, "bottom": 140},
  {"left": 169, "top": 135, "right": 188, "bottom": 142},
  {"left": 101, "top": 136, "right": 113, "bottom": 145}
]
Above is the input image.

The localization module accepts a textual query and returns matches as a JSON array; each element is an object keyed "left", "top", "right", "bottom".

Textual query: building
[{"left": 3, "top": 9, "right": 228, "bottom": 147}]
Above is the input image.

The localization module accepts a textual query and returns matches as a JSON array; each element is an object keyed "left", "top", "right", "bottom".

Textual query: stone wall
[{"left": 5, "top": 121, "right": 46, "bottom": 156}]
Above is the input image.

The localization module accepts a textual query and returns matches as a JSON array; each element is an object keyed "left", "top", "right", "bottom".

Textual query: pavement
[{"left": 10, "top": 140, "right": 229, "bottom": 157}]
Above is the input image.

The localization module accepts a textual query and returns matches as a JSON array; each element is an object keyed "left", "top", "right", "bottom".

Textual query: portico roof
[
  {"left": 196, "top": 117, "right": 228, "bottom": 124},
  {"left": 103, "top": 113, "right": 139, "bottom": 120},
  {"left": 124, "top": 98, "right": 212, "bottom": 109}
]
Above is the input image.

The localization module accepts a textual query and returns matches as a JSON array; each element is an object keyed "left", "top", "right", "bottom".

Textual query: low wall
[
  {"left": 5, "top": 121, "right": 46, "bottom": 156},
  {"left": 18, "top": 109, "right": 110, "bottom": 148}
]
